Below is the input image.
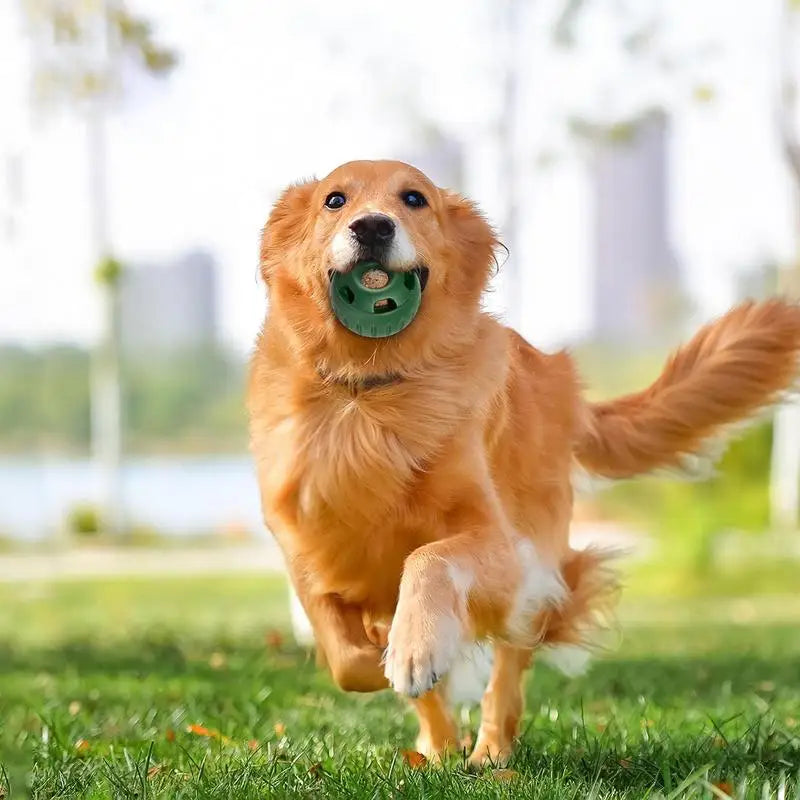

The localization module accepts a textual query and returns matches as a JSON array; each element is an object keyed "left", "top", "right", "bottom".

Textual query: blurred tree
[
  {"left": 0, "top": 345, "right": 245, "bottom": 454},
  {"left": 122, "top": 347, "right": 247, "bottom": 452},
  {"left": 560, "top": 0, "right": 800, "bottom": 533},
  {"left": 552, "top": 1, "right": 714, "bottom": 341},
  {"left": 494, "top": 0, "right": 526, "bottom": 329},
  {"left": 21, "top": 0, "right": 177, "bottom": 533}
]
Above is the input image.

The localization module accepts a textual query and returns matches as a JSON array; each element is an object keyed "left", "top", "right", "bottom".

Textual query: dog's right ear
[{"left": 260, "top": 179, "right": 319, "bottom": 284}]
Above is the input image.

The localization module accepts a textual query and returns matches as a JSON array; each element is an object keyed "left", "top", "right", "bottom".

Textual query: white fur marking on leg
[
  {"left": 446, "top": 562, "right": 473, "bottom": 601},
  {"left": 507, "top": 539, "right": 566, "bottom": 641},
  {"left": 384, "top": 559, "right": 469, "bottom": 698},
  {"left": 445, "top": 642, "right": 494, "bottom": 706},
  {"left": 540, "top": 643, "right": 592, "bottom": 676}
]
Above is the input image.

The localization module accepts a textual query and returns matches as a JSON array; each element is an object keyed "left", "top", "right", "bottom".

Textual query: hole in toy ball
[
  {"left": 374, "top": 298, "right": 397, "bottom": 313},
  {"left": 361, "top": 268, "right": 390, "bottom": 289},
  {"left": 404, "top": 272, "right": 417, "bottom": 290},
  {"left": 339, "top": 286, "right": 355, "bottom": 303}
]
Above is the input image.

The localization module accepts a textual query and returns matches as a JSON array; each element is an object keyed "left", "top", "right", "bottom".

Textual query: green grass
[{"left": 1, "top": 576, "right": 800, "bottom": 799}]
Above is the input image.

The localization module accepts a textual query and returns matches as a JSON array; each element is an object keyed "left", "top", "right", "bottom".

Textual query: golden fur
[{"left": 248, "top": 160, "right": 800, "bottom": 764}]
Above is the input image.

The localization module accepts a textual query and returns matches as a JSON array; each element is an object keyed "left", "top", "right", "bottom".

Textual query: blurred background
[
  {"left": 1, "top": 0, "right": 799, "bottom": 596},
  {"left": 4, "top": 5, "right": 800, "bottom": 797}
]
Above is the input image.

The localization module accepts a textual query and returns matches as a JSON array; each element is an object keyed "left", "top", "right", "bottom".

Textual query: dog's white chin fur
[{"left": 330, "top": 218, "right": 417, "bottom": 272}]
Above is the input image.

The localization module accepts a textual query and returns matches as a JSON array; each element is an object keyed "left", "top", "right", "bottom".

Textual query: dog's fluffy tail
[{"left": 575, "top": 299, "right": 800, "bottom": 480}]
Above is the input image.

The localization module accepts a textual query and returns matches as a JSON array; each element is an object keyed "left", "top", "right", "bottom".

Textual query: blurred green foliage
[
  {"left": 66, "top": 503, "right": 102, "bottom": 536},
  {"left": 595, "top": 424, "right": 773, "bottom": 569},
  {"left": 0, "top": 344, "right": 247, "bottom": 454},
  {"left": 122, "top": 347, "right": 247, "bottom": 451},
  {"left": 0, "top": 344, "right": 90, "bottom": 450},
  {"left": 573, "top": 340, "right": 776, "bottom": 574}
]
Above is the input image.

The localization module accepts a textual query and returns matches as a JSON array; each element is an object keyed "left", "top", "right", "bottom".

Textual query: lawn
[{"left": 1, "top": 574, "right": 799, "bottom": 799}]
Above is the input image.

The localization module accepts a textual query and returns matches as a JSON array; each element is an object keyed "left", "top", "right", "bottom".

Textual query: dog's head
[{"left": 260, "top": 160, "right": 497, "bottom": 377}]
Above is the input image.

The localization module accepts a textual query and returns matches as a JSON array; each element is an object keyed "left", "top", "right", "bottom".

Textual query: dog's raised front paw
[{"left": 383, "top": 602, "right": 462, "bottom": 697}]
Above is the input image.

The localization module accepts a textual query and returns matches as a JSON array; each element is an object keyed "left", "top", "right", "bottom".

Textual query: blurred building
[
  {"left": 591, "top": 111, "right": 684, "bottom": 342},
  {"left": 120, "top": 250, "right": 218, "bottom": 353}
]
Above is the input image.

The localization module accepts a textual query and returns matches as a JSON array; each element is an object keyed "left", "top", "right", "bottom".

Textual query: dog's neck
[{"left": 315, "top": 365, "right": 404, "bottom": 393}]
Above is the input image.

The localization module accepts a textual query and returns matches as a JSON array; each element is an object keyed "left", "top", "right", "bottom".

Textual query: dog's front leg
[
  {"left": 383, "top": 498, "right": 524, "bottom": 698},
  {"left": 290, "top": 571, "right": 388, "bottom": 693}
]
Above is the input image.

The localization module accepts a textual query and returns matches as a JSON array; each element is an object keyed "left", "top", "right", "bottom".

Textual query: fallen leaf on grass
[
  {"left": 274, "top": 722, "right": 286, "bottom": 737},
  {"left": 248, "top": 739, "right": 260, "bottom": 751},
  {"left": 400, "top": 749, "right": 427, "bottom": 768},
  {"left": 264, "top": 629, "right": 284, "bottom": 649},
  {"left": 308, "top": 763, "right": 324, "bottom": 777},
  {"left": 619, "top": 758, "right": 632, "bottom": 770},
  {"left": 165, "top": 728, "right": 176, "bottom": 742},
  {"left": 712, "top": 781, "right": 734, "bottom": 797},
  {"left": 186, "top": 724, "right": 231, "bottom": 745},
  {"left": 490, "top": 769, "right": 519, "bottom": 782},
  {"left": 74, "top": 739, "right": 90, "bottom": 754},
  {"left": 147, "top": 765, "right": 162, "bottom": 779},
  {"left": 68, "top": 701, "right": 81, "bottom": 716}
]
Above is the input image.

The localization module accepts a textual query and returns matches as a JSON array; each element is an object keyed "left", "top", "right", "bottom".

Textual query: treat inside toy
[
  {"left": 329, "top": 261, "right": 422, "bottom": 338},
  {"left": 361, "top": 268, "right": 390, "bottom": 290}
]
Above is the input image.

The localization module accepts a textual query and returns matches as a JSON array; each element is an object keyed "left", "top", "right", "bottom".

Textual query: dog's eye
[
  {"left": 401, "top": 190, "right": 427, "bottom": 209},
  {"left": 324, "top": 192, "right": 346, "bottom": 210}
]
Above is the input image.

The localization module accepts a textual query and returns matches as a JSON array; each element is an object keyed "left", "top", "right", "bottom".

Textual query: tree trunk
[
  {"left": 87, "top": 98, "right": 123, "bottom": 536},
  {"left": 770, "top": 0, "right": 800, "bottom": 531}
]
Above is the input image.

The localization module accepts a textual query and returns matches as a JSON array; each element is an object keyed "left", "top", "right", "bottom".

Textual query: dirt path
[{"left": 0, "top": 541, "right": 287, "bottom": 583}]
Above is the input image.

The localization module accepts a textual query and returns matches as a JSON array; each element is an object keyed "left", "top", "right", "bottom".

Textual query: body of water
[{"left": 0, "top": 455, "right": 266, "bottom": 540}]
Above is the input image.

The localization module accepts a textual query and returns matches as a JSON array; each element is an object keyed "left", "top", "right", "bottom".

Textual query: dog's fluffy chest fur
[
  {"left": 252, "top": 377, "right": 473, "bottom": 605},
  {"left": 248, "top": 318, "right": 510, "bottom": 609}
]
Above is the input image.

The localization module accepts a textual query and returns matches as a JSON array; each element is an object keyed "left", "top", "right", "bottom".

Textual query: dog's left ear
[
  {"left": 260, "top": 179, "right": 319, "bottom": 284},
  {"left": 443, "top": 192, "right": 498, "bottom": 292}
]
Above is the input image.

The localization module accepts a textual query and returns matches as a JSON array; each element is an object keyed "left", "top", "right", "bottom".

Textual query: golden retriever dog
[{"left": 248, "top": 159, "right": 800, "bottom": 765}]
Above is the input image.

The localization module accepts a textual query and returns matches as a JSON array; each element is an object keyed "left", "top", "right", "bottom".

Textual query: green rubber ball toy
[{"left": 329, "top": 261, "right": 422, "bottom": 338}]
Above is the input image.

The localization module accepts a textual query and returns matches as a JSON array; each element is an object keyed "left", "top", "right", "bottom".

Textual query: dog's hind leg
[{"left": 467, "top": 643, "right": 532, "bottom": 768}]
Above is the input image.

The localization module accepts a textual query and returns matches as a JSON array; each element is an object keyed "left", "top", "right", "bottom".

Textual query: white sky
[{"left": 0, "top": 0, "right": 797, "bottom": 353}]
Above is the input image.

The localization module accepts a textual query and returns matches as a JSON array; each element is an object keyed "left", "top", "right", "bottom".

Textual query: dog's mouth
[{"left": 327, "top": 264, "right": 429, "bottom": 292}]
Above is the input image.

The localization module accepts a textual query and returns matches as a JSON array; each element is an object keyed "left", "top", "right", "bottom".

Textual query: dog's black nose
[{"left": 349, "top": 214, "right": 395, "bottom": 247}]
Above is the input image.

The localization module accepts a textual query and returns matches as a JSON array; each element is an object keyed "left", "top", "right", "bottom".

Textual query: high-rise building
[
  {"left": 591, "top": 110, "right": 683, "bottom": 342},
  {"left": 119, "top": 250, "right": 218, "bottom": 353}
]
